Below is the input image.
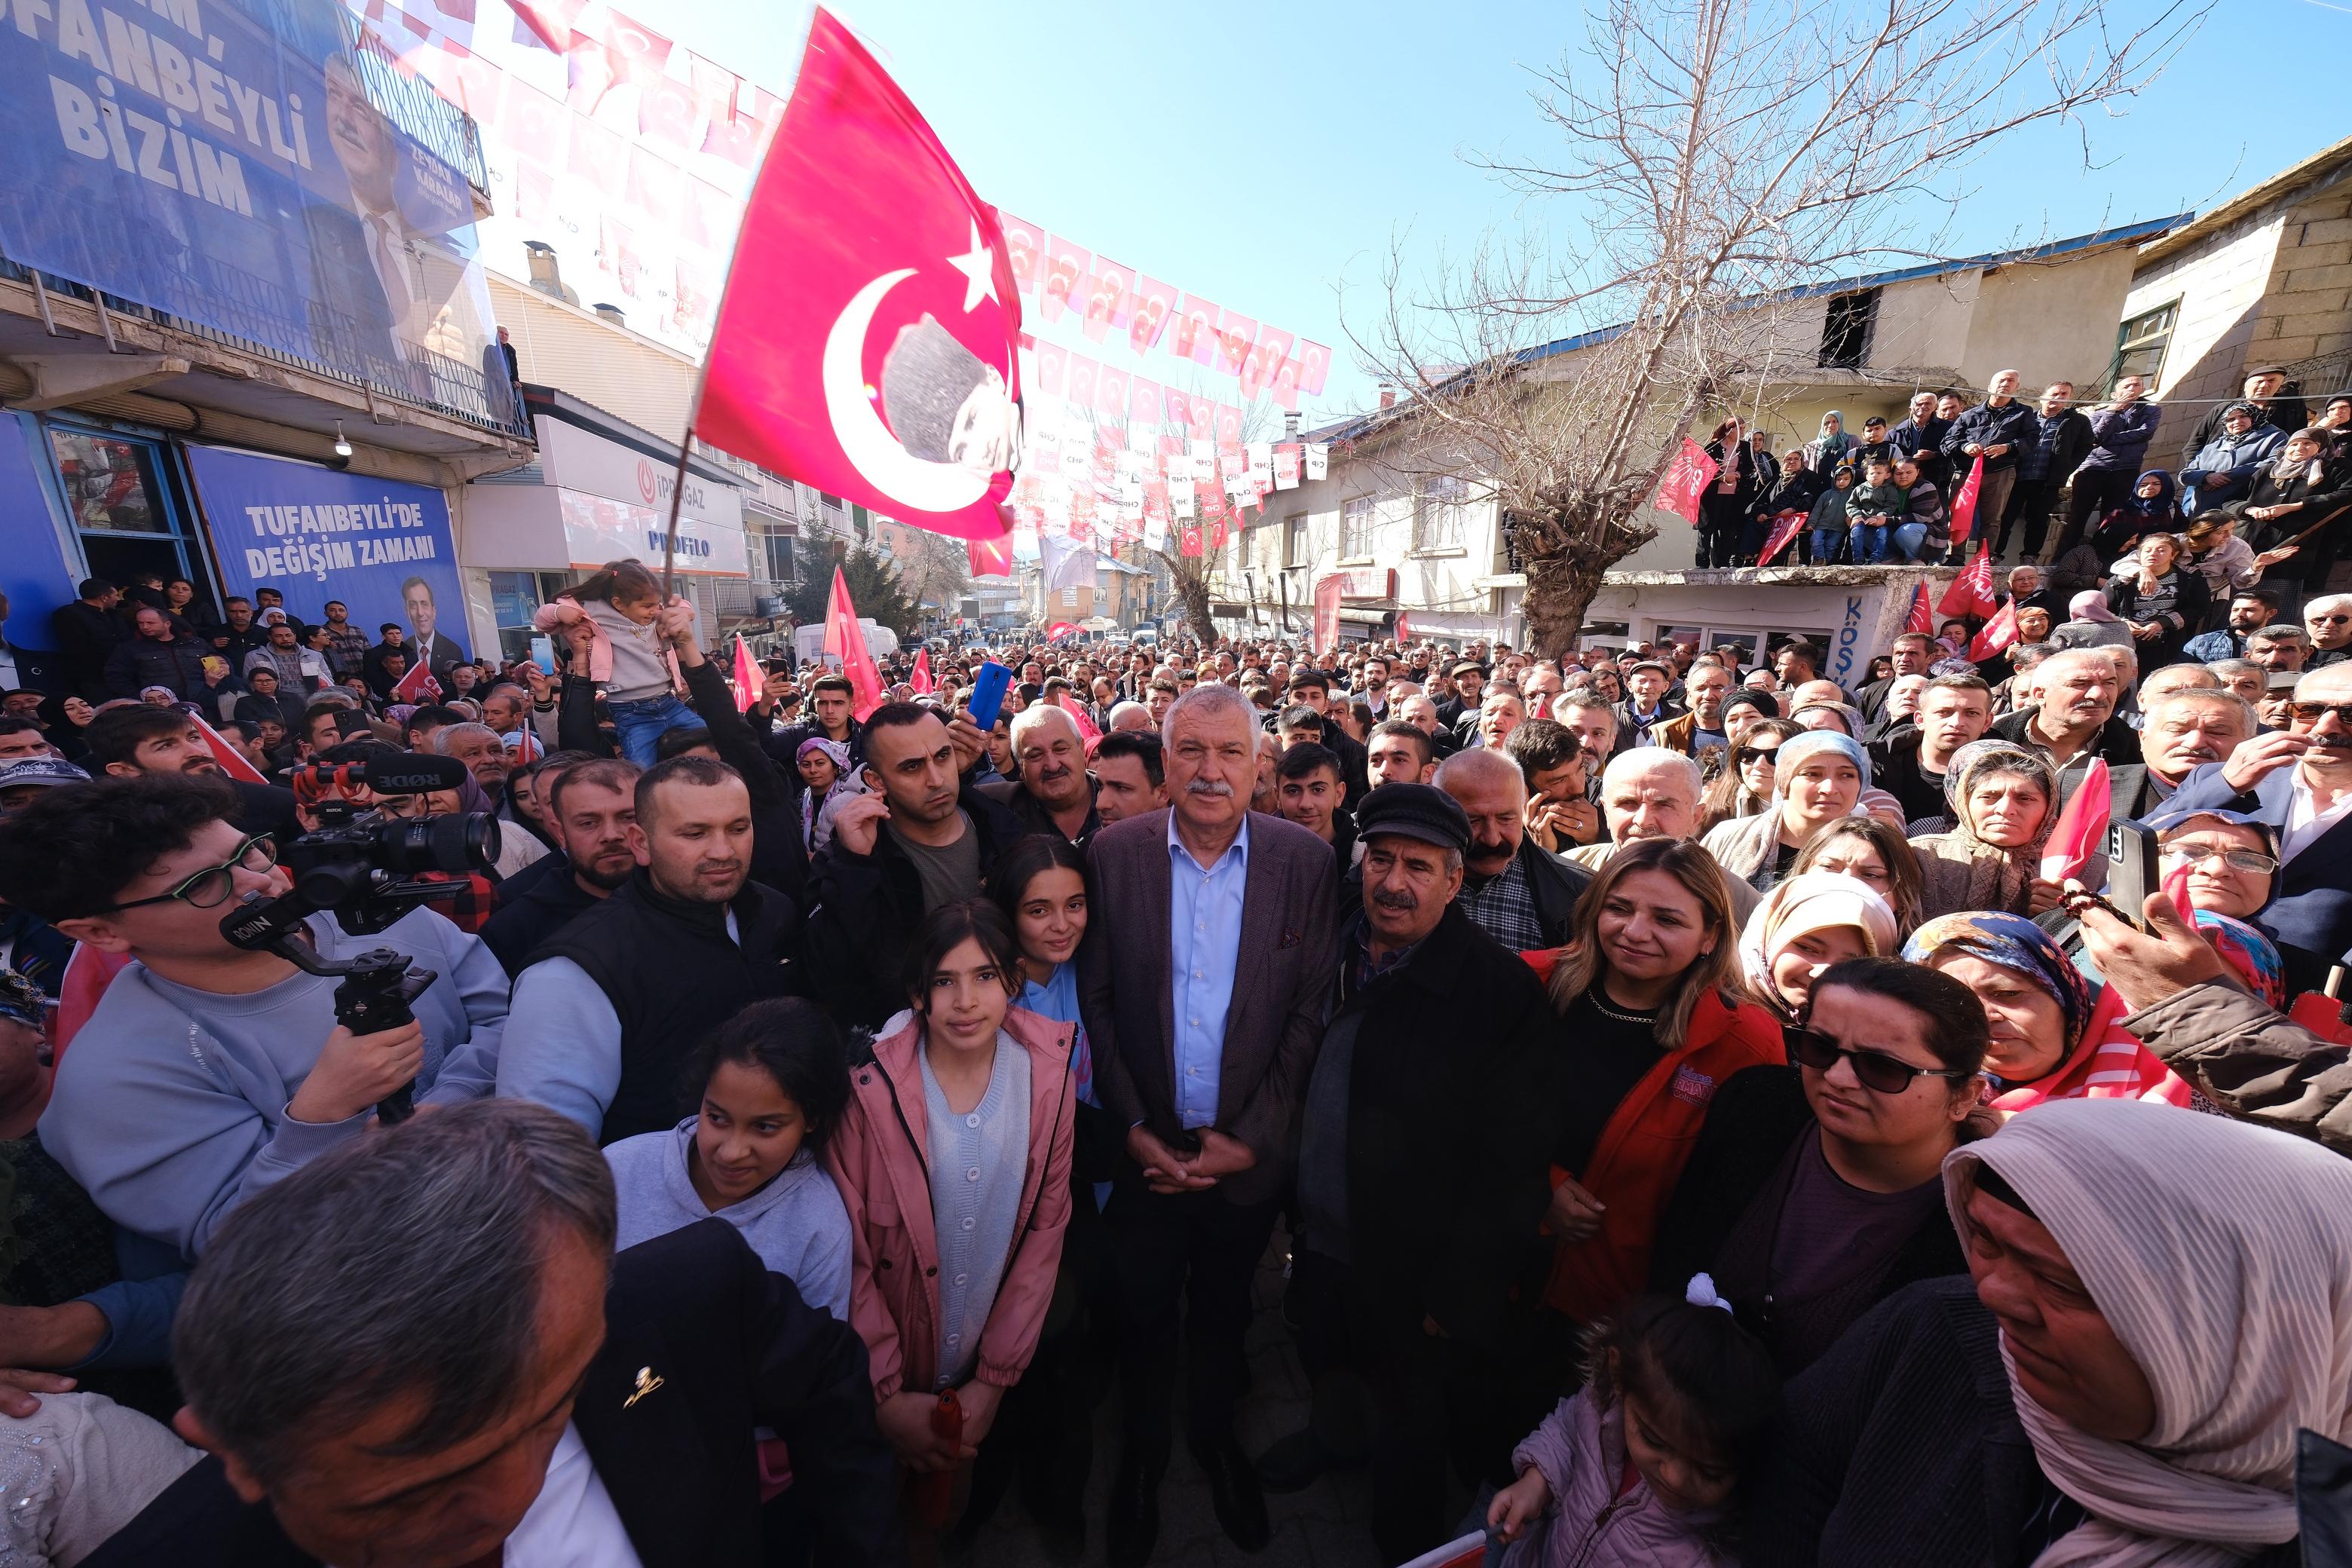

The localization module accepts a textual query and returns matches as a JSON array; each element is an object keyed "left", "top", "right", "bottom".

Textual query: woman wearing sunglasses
[
  {"left": 1648, "top": 957, "right": 1988, "bottom": 1377},
  {"left": 1902, "top": 911, "right": 2191, "bottom": 1114},
  {"left": 1527, "top": 838, "right": 1783, "bottom": 1335},
  {"left": 1695, "top": 718, "right": 1798, "bottom": 835}
]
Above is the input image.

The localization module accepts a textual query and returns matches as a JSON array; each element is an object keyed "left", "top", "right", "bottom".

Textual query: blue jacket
[
  {"left": 2076, "top": 400, "right": 2164, "bottom": 474},
  {"left": 2163, "top": 761, "right": 2352, "bottom": 994},
  {"left": 2181, "top": 425, "right": 2284, "bottom": 517}
]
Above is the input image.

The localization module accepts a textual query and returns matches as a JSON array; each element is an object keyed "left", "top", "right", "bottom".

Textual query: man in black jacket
[
  {"left": 1258, "top": 784, "right": 1560, "bottom": 1561},
  {"left": 1888, "top": 390, "right": 1953, "bottom": 494},
  {"left": 806, "top": 703, "right": 1022, "bottom": 1027},
  {"left": 47, "top": 578, "right": 124, "bottom": 705},
  {"left": 1993, "top": 381, "right": 2093, "bottom": 562},
  {"left": 81, "top": 1099, "right": 901, "bottom": 1568},
  {"left": 1284, "top": 667, "right": 1370, "bottom": 806},
  {"left": 660, "top": 606, "right": 813, "bottom": 905},
  {"left": 1435, "top": 746, "right": 1589, "bottom": 951},
  {"left": 2176, "top": 364, "right": 2309, "bottom": 467},
  {"left": 480, "top": 757, "right": 639, "bottom": 974},
  {"left": 103, "top": 605, "right": 211, "bottom": 699},
  {"left": 1940, "top": 369, "right": 2040, "bottom": 550},
  {"left": 976, "top": 702, "right": 1102, "bottom": 848}
]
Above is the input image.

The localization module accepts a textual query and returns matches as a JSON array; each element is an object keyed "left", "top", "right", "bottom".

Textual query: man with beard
[
  {"left": 2184, "top": 589, "right": 2283, "bottom": 664},
  {"left": 1255, "top": 785, "right": 1560, "bottom": 1560},
  {"left": 479, "top": 758, "right": 640, "bottom": 974},
  {"left": 1434, "top": 746, "right": 1589, "bottom": 951},
  {"left": 1365, "top": 719, "right": 1437, "bottom": 788},
  {"left": 979, "top": 703, "right": 1101, "bottom": 847},
  {"left": 1852, "top": 633, "right": 1937, "bottom": 727},
  {"left": 84, "top": 704, "right": 300, "bottom": 843},
  {"left": 1655, "top": 660, "right": 1734, "bottom": 767},
  {"left": 498, "top": 757, "right": 805, "bottom": 1144}
]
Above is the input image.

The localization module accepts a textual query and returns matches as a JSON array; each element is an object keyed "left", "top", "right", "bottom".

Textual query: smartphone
[
  {"left": 2106, "top": 820, "right": 2161, "bottom": 931},
  {"left": 968, "top": 660, "right": 1012, "bottom": 732},
  {"left": 530, "top": 634, "right": 556, "bottom": 672}
]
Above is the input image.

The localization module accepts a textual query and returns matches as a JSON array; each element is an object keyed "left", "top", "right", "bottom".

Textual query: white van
[{"left": 792, "top": 619, "right": 901, "bottom": 667}]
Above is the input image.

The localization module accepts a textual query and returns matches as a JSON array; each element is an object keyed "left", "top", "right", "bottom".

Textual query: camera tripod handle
[{"left": 332, "top": 948, "right": 437, "bottom": 1125}]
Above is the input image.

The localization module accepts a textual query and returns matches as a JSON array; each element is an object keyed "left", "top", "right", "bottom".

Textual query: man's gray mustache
[{"left": 1184, "top": 779, "right": 1236, "bottom": 797}]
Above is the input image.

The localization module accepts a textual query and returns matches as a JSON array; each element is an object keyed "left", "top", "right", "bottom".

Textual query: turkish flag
[
  {"left": 703, "top": 110, "right": 766, "bottom": 170},
  {"left": 639, "top": 72, "right": 700, "bottom": 149},
  {"left": 910, "top": 647, "right": 934, "bottom": 694},
  {"left": 193, "top": 714, "right": 268, "bottom": 783},
  {"left": 1129, "top": 276, "right": 1177, "bottom": 354},
  {"left": 1214, "top": 313, "right": 1257, "bottom": 376},
  {"left": 1965, "top": 599, "right": 2019, "bottom": 662},
  {"left": 2038, "top": 758, "right": 2111, "bottom": 887},
  {"left": 1905, "top": 582, "right": 1934, "bottom": 634},
  {"left": 996, "top": 213, "right": 1043, "bottom": 292},
  {"left": 509, "top": 0, "right": 584, "bottom": 51},
  {"left": 1395, "top": 611, "right": 1411, "bottom": 644},
  {"left": 626, "top": 146, "right": 683, "bottom": 228},
  {"left": 694, "top": 10, "right": 1021, "bottom": 543},
  {"left": 1939, "top": 544, "right": 1998, "bottom": 619},
  {"left": 823, "top": 567, "right": 888, "bottom": 721},
  {"left": 1949, "top": 454, "right": 1986, "bottom": 544},
  {"left": 1179, "top": 521, "right": 1204, "bottom": 557},
  {"left": 1174, "top": 295, "right": 1219, "bottom": 365},
  {"left": 1651, "top": 438, "right": 1718, "bottom": 525},
  {"left": 602, "top": 9, "right": 672, "bottom": 84},
  {"left": 968, "top": 530, "right": 1014, "bottom": 577},
  {"left": 731, "top": 635, "right": 761, "bottom": 712},
  {"left": 1296, "top": 341, "right": 1333, "bottom": 396}
]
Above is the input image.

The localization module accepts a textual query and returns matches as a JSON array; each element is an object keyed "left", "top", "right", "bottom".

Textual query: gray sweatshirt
[
  {"left": 583, "top": 599, "right": 674, "bottom": 703},
  {"left": 40, "top": 908, "right": 507, "bottom": 1261},
  {"left": 605, "top": 1119, "right": 854, "bottom": 1319}
]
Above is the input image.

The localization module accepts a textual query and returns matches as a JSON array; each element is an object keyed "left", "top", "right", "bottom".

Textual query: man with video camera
[{"left": 0, "top": 773, "right": 507, "bottom": 1260}]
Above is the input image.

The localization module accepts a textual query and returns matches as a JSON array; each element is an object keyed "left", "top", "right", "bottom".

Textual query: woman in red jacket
[
  {"left": 1530, "top": 838, "right": 1784, "bottom": 1332},
  {"left": 825, "top": 899, "right": 1075, "bottom": 1531}
]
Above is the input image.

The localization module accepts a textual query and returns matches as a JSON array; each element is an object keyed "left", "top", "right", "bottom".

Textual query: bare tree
[
  {"left": 1349, "top": 0, "right": 2205, "bottom": 654},
  {"left": 890, "top": 527, "right": 971, "bottom": 621}
]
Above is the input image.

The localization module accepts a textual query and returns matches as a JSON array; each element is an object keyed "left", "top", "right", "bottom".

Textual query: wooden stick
[{"left": 659, "top": 430, "right": 693, "bottom": 599}]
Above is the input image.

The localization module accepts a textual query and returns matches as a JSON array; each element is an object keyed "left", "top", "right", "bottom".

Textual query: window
[
  {"left": 1061, "top": 586, "right": 1080, "bottom": 608},
  {"left": 1818, "top": 288, "right": 1879, "bottom": 369},
  {"left": 1285, "top": 513, "right": 1309, "bottom": 568},
  {"left": 2108, "top": 301, "right": 2177, "bottom": 391},
  {"left": 1341, "top": 495, "right": 1374, "bottom": 559},
  {"left": 763, "top": 534, "right": 797, "bottom": 585},
  {"left": 1416, "top": 475, "right": 1468, "bottom": 550}
]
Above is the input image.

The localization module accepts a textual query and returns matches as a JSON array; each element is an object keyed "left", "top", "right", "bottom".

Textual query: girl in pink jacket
[
  {"left": 1487, "top": 1277, "right": 1780, "bottom": 1567},
  {"left": 824, "top": 899, "right": 1075, "bottom": 1509},
  {"left": 530, "top": 559, "right": 696, "bottom": 766}
]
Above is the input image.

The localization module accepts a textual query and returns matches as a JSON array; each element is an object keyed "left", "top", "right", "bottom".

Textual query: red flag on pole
[
  {"left": 967, "top": 531, "right": 1014, "bottom": 577},
  {"left": 1965, "top": 599, "right": 2019, "bottom": 662},
  {"left": 2038, "top": 758, "right": 2111, "bottom": 887},
  {"left": 910, "top": 647, "right": 934, "bottom": 694},
  {"left": 1651, "top": 438, "right": 1719, "bottom": 525},
  {"left": 391, "top": 658, "right": 443, "bottom": 706},
  {"left": 825, "top": 567, "right": 887, "bottom": 720},
  {"left": 730, "top": 635, "right": 761, "bottom": 713},
  {"left": 1756, "top": 509, "right": 1807, "bottom": 566},
  {"left": 1938, "top": 544, "right": 1998, "bottom": 619},
  {"left": 193, "top": 713, "right": 268, "bottom": 783},
  {"left": 1312, "top": 574, "right": 1343, "bottom": 657},
  {"left": 1948, "top": 454, "right": 1986, "bottom": 544},
  {"left": 1906, "top": 583, "right": 1934, "bottom": 634},
  {"left": 1395, "top": 611, "right": 1411, "bottom": 645},
  {"left": 693, "top": 10, "right": 1021, "bottom": 542}
]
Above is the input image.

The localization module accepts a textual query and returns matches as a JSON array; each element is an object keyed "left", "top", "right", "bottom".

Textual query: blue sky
[{"left": 639, "top": 0, "right": 2350, "bottom": 422}]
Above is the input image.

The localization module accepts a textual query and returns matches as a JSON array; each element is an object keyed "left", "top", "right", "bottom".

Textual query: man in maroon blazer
[{"left": 1080, "top": 681, "right": 1340, "bottom": 1567}]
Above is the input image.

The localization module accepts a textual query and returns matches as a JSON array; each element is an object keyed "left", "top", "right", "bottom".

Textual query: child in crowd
[
  {"left": 1845, "top": 458, "right": 1906, "bottom": 565},
  {"left": 1847, "top": 416, "right": 1894, "bottom": 476},
  {"left": 1807, "top": 467, "right": 1854, "bottom": 565},
  {"left": 1489, "top": 1278, "right": 1781, "bottom": 1566},
  {"left": 531, "top": 559, "right": 697, "bottom": 766},
  {"left": 603, "top": 997, "right": 855, "bottom": 1319}
]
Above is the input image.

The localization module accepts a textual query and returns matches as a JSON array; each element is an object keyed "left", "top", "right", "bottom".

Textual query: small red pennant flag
[
  {"left": 193, "top": 712, "right": 268, "bottom": 783},
  {"left": 1965, "top": 599, "right": 2019, "bottom": 662},
  {"left": 910, "top": 647, "right": 934, "bottom": 694},
  {"left": 1939, "top": 544, "right": 1998, "bottom": 619},
  {"left": 825, "top": 567, "right": 887, "bottom": 721},
  {"left": 731, "top": 635, "right": 761, "bottom": 713},
  {"left": 1906, "top": 583, "right": 1934, "bottom": 634},
  {"left": 2038, "top": 757, "right": 2111, "bottom": 887},
  {"left": 1949, "top": 454, "right": 1986, "bottom": 544}
]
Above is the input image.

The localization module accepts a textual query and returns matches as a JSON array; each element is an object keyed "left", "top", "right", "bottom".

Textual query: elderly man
[
  {"left": 2004, "top": 563, "right": 2064, "bottom": 620},
  {"left": 1258, "top": 785, "right": 1560, "bottom": 1560},
  {"left": 2210, "top": 658, "right": 2267, "bottom": 707},
  {"left": 1475, "top": 688, "right": 1527, "bottom": 752},
  {"left": 1434, "top": 746, "right": 1590, "bottom": 951},
  {"left": 2177, "top": 363, "right": 2307, "bottom": 465},
  {"left": 1506, "top": 718, "right": 1601, "bottom": 851},
  {"left": 1081, "top": 683, "right": 1338, "bottom": 1563},
  {"left": 1656, "top": 660, "right": 1735, "bottom": 766},
  {"left": 82, "top": 1101, "right": 901, "bottom": 1568},
  {"left": 1613, "top": 660, "right": 1683, "bottom": 749},
  {"left": 1107, "top": 699, "right": 1156, "bottom": 733},
  {"left": 1855, "top": 632, "right": 1937, "bottom": 724},
  {"left": 1366, "top": 718, "right": 1437, "bottom": 788},
  {"left": 2112, "top": 687, "right": 2256, "bottom": 822},
  {"left": 1991, "top": 647, "right": 2142, "bottom": 800},
  {"left": 981, "top": 703, "right": 1102, "bottom": 846},
  {"left": 1872, "top": 673, "right": 1992, "bottom": 823},
  {"left": 1941, "top": 366, "right": 2040, "bottom": 536},
  {"left": 1565, "top": 747, "right": 1761, "bottom": 921},
  {"left": 2161, "top": 662, "right": 2352, "bottom": 992},
  {"left": 2183, "top": 588, "right": 2283, "bottom": 664},
  {"left": 2309, "top": 594, "right": 2352, "bottom": 668}
]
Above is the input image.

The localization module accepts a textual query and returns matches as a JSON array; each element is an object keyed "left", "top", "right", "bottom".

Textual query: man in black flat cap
[{"left": 1256, "top": 784, "right": 1564, "bottom": 1563}]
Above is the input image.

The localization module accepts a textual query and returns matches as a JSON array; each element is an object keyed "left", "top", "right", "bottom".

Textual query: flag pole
[{"left": 659, "top": 432, "right": 693, "bottom": 600}]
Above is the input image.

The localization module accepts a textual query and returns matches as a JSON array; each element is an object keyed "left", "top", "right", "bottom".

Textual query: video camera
[{"left": 220, "top": 752, "right": 501, "bottom": 1123}]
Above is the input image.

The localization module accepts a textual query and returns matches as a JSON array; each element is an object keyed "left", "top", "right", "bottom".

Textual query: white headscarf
[
  {"left": 1703, "top": 729, "right": 1871, "bottom": 880},
  {"left": 1735, "top": 869, "right": 1897, "bottom": 1000},
  {"left": 1943, "top": 1100, "right": 2352, "bottom": 1566}
]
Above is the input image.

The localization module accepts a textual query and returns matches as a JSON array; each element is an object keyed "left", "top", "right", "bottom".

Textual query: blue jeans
[
  {"left": 1850, "top": 523, "right": 1888, "bottom": 564},
  {"left": 609, "top": 692, "right": 702, "bottom": 767},
  {"left": 1811, "top": 528, "right": 1844, "bottom": 565}
]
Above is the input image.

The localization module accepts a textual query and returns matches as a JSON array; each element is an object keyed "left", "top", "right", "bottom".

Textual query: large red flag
[
  {"left": 1948, "top": 454, "right": 1986, "bottom": 544},
  {"left": 910, "top": 647, "right": 934, "bottom": 694},
  {"left": 1651, "top": 438, "right": 1719, "bottom": 525},
  {"left": 730, "top": 635, "right": 761, "bottom": 713},
  {"left": 1756, "top": 509, "right": 1807, "bottom": 566},
  {"left": 1938, "top": 544, "right": 1998, "bottom": 619},
  {"left": 694, "top": 11, "right": 1021, "bottom": 542},
  {"left": 824, "top": 568, "right": 887, "bottom": 720},
  {"left": 2039, "top": 758, "right": 2111, "bottom": 887},
  {"left": 967, "top": 531, "right": 1014, "bottom": 577},
  {"left": 1965, "top": 599, "right": 2019, "bottom": 662},
  {"left": 391, "top": 658, "right": 443, "bottom": 706},
  {"left": 1905, "top": 582, "right": 1934, "bottom": 634}
]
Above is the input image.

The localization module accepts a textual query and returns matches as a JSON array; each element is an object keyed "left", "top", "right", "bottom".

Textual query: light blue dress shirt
[{"left": 1166, "top": 813, "right": 1250, "bottom": 1130}]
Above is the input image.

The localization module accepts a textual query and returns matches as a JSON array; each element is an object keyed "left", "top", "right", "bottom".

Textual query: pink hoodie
[
  {"left": 531, "top": 595, "right": 682, "bottom": 692},
  {"left": 1500, "top": 1390, "right": 1735, "bottom": 1568},
  {"left": 825, "top": 1005, "right": 1075, "bottom": 1401}
]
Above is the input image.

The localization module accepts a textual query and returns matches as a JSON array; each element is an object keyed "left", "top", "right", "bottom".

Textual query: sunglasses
[
  {"left": 100, "top": 833, "right": 278, "bottom": 914},
  {"left": 1792, "top": 1028, "right": 1978, "bottom": 1095},
  {"left": 2287, "top": 702, "right": 2352, "bottom": 727},
  {"left": 1736, "top": 746, "right": 1781, "bottom": 765}
]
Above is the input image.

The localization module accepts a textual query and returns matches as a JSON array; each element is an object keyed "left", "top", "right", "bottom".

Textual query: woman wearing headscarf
[
  {"left": 1651, "top": 957, "right": 1989, "bottom": 1379},
  {"left": 1805, "top": 411, "right": 1855, "bottom": 479},
  {"left": 2104, "top": 533, "right": 2210, "bottom": 664},
  {"left": 1902, "top": 911, "right": 2191, "bottom": 1113},
  {"left": 1747, "top": 1099, "right": 2351, "bottom": 1568},
  {"left": 1700, "top": 730, "right": 1870, "bottom": 893},
  {"left": 2053, "top": 471, "right": 2177, "bottom": 599},
  {"left": 2052, "top": 590, "right": 2134, "bottom": 651},
  {"left": 2180, "top": 400, "right": 2286, "bottom": 518},
  {"left": 1906, "top": 740, "right": 2069, "bottom": 920},
  {"left": 1735, "top": 871, "right": 1900, "bottom": 1045},
  {"left": 2226, "top": 425, "right": 2352, "bottom": 556}
]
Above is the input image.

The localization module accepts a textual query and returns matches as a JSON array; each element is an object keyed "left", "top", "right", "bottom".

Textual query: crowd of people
[
  {"left": 0, "top": 528, "right": 2344, "bottom": 1568},
  {"left": 1691, "top": 367, "right": 2352, "bottom": 601}
]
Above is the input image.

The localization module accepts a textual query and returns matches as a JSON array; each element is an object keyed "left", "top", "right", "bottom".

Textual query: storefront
[{"left": 455, "top": 387, "right": 752, "bottom": 660}]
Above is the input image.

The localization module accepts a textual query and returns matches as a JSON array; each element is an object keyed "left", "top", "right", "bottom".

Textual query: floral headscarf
[
  {"left": 1904, "top": 910, "right": 2090, "bottom": 1046},
  {"left": 2194, "top": 911, "right": 2285, "bottom": 1011}
]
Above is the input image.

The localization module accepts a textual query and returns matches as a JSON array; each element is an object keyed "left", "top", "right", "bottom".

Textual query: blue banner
[
  {"left": 0, "top": 0, "right": 498, "bottom": 409},
  {"left": 185, "top": 443, "right": 470, "bottom": 666}
]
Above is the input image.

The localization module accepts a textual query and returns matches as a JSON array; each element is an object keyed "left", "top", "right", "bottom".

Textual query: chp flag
[
  {"left": 1938, "top": 544, "right": 1998, "bottom": 620},
  {"left": 1652, "top": 439, "right": 1718, "bottom": 525},
  {"left": 692, "top": 9, "right": 1022, "bottom": 544}
]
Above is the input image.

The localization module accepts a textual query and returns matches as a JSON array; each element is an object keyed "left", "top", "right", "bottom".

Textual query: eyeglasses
[
  {"left": 2311, "top": 614, "right": 2352, "bottom": 625},
  {"left": 2287, "top": 702, "right": 2352, "bottom": 727},
  {"left": 1792, "top": 1028, "right": 1978, "bottom": 1095},
  {"left": 1736, "top": 746, "right": 1781, "bottom": 766},
  {"left": 2159, "top": 843, "right": 2279, "bottom": 875},
  {"left": 100, "top": 834, "right": 278, "bottom": 913}
]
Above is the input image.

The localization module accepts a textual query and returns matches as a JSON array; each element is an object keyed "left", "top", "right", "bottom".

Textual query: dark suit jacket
[
  {"left": 1080, "top": 808, "right": 1340, "bottom": 1207},
  {"left": 47, "top": 601, "right": 126, "bottom": 703},
  {"left": 81, "top": 1220, "right": 904, "bottom": 1568}
]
